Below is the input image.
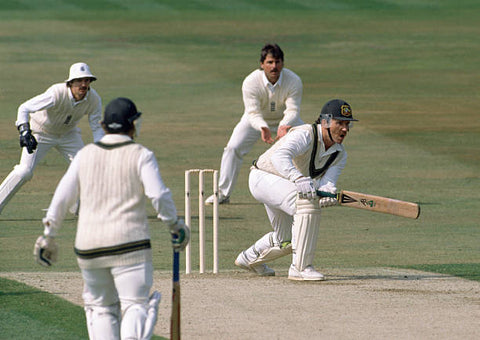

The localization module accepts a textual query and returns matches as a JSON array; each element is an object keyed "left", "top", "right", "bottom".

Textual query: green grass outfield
[{"left": 0, "top": 0, "right": 479, "bottom": 338}]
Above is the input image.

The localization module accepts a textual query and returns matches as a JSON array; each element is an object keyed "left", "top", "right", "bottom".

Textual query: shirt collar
[
  {"left": 99, "top": 134, "right": 133, "bottom": 144},
  {"left": 262, "top": 70, "right": 283, "bottom": 90},
  {"left": 68, "top": 87, "right": 90, "bottom": 106}
]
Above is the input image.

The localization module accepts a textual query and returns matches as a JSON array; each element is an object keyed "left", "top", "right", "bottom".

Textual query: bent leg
[
  {"left": 218, "top": 118, "right": 260, "bottom": 198},
  {"left": 239, "top": 169, "right": 298, "bottom": 265},
  {"left": 0, "top": 141, "right": 49, "bottom": 213}
]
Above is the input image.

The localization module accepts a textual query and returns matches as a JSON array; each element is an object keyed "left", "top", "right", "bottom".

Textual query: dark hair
[{"left": 260, "top": 43, "right": 284, "bottom": 63}]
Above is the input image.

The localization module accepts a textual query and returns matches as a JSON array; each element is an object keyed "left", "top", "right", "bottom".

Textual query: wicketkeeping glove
[
  {"left": 295, "top": 176, "right": 316, "bottom": 200},
  {"left": 33, "top": 235, "right": 58, "bottom": 267},
  {"left": 169, "top": 219, "right": 190, "bottom": 251},
  {"left": 18, "top": 123, "right": 38, "bottom": 154}
]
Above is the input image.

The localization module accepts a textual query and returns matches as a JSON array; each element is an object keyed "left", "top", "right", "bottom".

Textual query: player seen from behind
[{"left": 33, "top": 97, "right": 190, "bottom": 339}]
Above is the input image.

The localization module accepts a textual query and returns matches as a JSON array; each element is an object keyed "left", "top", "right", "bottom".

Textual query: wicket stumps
[{"left": 184, "top": 169, "right": 219, "bottom": 274}]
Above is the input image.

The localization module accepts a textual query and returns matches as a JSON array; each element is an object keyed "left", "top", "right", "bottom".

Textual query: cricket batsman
[
  {"left": 0, "top": 62, "right": 104, "bottom": 214},
  {"left": 235, "top": 99, "right": 358, "bottom": 280},
  {"left": 33, "top": 97, "right": 190, "bottom": 339}
]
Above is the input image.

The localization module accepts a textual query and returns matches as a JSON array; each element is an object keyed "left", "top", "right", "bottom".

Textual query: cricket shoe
[
  {"left": 205, "top": 193, "right": 230, "bottom": 205},
  {"left": 235, "top": 252, "right": 275, "bottom": 276},
  {"left": 288, "top": 264, "right": 325, "bottom": 281}
]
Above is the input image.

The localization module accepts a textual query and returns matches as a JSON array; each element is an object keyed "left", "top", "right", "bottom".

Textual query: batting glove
[
  {"left": 317, "top": 182, "right": 338, "bottom": 208},
  {"left": 169, "top": 219, "right": 190, "bottom": 251},
  {"left": 319, "top": 197, "right": 338, "bottom": 208},
  {"left": 18, "top": 123, "right": 38, "bottom": 154},
  {"left": 295, "top": 176, "right": 316, "bottom": 200},
  {"left": 33, "top": 235, "right": 58, "bottom": 267}
]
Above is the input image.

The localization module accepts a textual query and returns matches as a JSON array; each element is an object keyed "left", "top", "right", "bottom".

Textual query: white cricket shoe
[
  {"left": 235, "top": 252, "right": 275, "bottom": 276},
  {"left": 288, "top": 264, "right": 325, "bottom": 281},
  {"left": 205, "top": 193, "right": 230, "bottom": 205}
]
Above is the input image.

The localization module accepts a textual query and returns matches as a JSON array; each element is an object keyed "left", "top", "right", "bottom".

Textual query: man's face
[
  {"left": 328, "top": 119, "right": 350, "bottom": 144},
  {"left": 70, "top": 77, "right": 92, "bottom": 101},
  {"left": 261, "top": 54, "right": 284, "bottom": 84}
]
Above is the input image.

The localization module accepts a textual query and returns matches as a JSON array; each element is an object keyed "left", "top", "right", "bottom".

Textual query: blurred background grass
[
  {"left": 0, "top": 0, "right": 478, "bottom": 276},
  {"left": 1, "top": 1, "right": 479, "bottom": 338}
]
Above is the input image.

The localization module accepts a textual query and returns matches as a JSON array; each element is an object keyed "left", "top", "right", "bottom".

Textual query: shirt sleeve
[
  {"left": 279, "top": 76, "right": 303, "bottom": 127},
  {"left": 271, "top": 129, "right": 312, "bottom": 181},
  {"left": 44, "top": 153, "right": 81, "bottom": 234},
  {"left": 242, "top": 75, "right": 269, "bottom": 131},
  {"left": 139, "top": 149, "right": 178, "bottom": 225},
  {"left": 88, "top": 98, "right": 105, "bottom": 142},
  {"left": 16, "top": 87, "right": 56, "bottom": 127}
]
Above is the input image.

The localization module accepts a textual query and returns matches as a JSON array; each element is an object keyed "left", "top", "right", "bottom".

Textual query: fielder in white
[
  {"left": 206, "top": 43, "right": 304, "bottom": 205},
  {"left": 235, "top": 99, "right": 358, "bottom": 281},
  {"left": 33, "top": 97, "right": 190, "bottom": 340},
  {"left": 0, "top": 62, "right": 104, "bottom": 214}
]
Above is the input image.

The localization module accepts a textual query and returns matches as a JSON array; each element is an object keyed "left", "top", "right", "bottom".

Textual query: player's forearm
[{"left": 16, "top": 92, "right": 55, "bottom": 127}]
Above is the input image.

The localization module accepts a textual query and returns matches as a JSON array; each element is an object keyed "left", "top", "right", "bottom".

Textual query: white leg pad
[
  {"left": 0, "top": 165, "right": 33, "bottom": 213},
  {"left": 245, "top": 231, "right": 292, "bottom": 265},
  {"left": 292, "top": 198, "right": 321, "bottom": 271},
  {"left": 85, "top": 304, "right": 121, "bottom": 340},
  {"left": 120, "top": 304, "right": 147, "bottom": 340},
  {"left": 120, "top": 291, "right": 161, "bottom": 340}
]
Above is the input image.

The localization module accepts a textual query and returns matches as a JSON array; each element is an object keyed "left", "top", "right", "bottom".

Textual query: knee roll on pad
[{"left": 295, "top": 197, "right": 321, "bottom": 214}]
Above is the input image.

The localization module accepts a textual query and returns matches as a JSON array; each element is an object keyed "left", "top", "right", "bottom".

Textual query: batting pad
[{"left": 292, "top": 198, "right": 321, "bottom": 271}]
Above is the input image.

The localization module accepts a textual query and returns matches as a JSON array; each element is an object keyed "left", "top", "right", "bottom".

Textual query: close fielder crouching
[{"left": 34, "top": 97, "right": 190, "bottom": 339}]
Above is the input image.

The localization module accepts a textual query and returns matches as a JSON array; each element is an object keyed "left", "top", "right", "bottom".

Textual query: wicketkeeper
[
  {"left": 0, "top": 62, "right": 104, "bottom": 215},
  {"left": 34, "top": 97, "right": 190, "bottom": 339},
  {"left": 235, "top": 99, "right": 358, "bottom": 281}
]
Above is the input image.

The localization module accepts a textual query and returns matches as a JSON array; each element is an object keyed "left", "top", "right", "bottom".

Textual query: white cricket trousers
[
  {"left": 81, "top": 261, "right": 153, "bottom": 340},
  {"left": 218, "top": 116, "right": 264, "bottom": 198},
  {"left": 0, "top": 128, "right": 84, "bottom": 213},
  {"left": 248, "top": 168, "right": 298, "bottom": 242},
  {"left": 19, "top": 127, "right": 84, "bottom": 171}
]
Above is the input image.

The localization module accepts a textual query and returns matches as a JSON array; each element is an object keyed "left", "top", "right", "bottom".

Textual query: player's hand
[
  {"left": 261, "top": 127, "right": 274, "bottom": 144},
  {"left": 275, "top": 125, "right": 291, "bottom": 140},
  {"left": 18, "top": 123, "right": 38, "bottom": 154},
  {"left": 170, "top": 219, "right": 190, "bottom": 251},
  {"left": 295, "top": 176, "right": 316, "bottom": 200},
  {"left": 33, "top": 235, "right": 58, "bottom": 267}
]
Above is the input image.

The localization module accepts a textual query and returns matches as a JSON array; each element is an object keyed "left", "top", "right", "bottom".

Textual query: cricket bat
[
  {"left": 170, "top": 250, "right": 181, "bottom": 340},
  {"left": 318, "top": 190, "right": 420, "bottom": 219}
]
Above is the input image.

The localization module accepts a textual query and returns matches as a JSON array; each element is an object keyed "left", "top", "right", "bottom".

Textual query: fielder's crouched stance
[
  {"left": 34, "top": 98, "right": 190, "bottom": 340},
  {"left": 235, "top": 99, "right": 357, "bottom": 281}
]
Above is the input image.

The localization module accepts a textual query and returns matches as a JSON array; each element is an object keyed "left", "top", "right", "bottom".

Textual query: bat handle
[
  {"left": 173, "top": 250, "right": 180, "bottom": 282},
  {"left": 316, "top": 190, "right": 337, "bottom": 198}
]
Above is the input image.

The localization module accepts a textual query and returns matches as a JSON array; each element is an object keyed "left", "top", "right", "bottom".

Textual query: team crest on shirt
[{"left": 340, "top": 105, "right": 352, "bottom": 117}]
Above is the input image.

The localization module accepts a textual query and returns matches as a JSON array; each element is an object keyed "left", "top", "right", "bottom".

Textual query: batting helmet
[
  {"left": 65, "top": 62, "right": 96, "bottom": 82},
  {"left": 316, "top": 99, "right": 358, "bottom": 124},
  {"left": 102, "top": 97, "right": 142, "bottom": 133}
]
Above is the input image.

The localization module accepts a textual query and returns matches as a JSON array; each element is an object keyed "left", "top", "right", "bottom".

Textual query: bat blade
[
  {"left": 338, "top": 190, "right": 420, "bottom": 219},
  {"left": 170, "top": 250, "right": 181, "bottom": 340}
]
